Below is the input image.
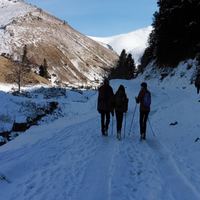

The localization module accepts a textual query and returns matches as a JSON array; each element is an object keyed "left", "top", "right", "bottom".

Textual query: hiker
[
  {"left": 195, "top": 74, "right": 200, "bottom": 94},
  {"left": 113, "top": 85, "right": 128, "bottom": 140},
  {"left": 135, "top": 82, "right": 151, "bottom": 140},
  {"left": 97, "top": 79, "right": 114, "bottom": 136}
]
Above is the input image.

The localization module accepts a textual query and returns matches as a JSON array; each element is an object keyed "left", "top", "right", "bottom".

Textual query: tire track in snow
[
  {"left": 146, "top": 139, "right": 200, "bottom": 200},
  {"left": 113, "top": 138, "right": 164, "bottom": 200},
  {"left": 75, "top": 137, "right": 119, "bottom": 200},
  {"left": 0, "top": 117, "right": 101, "bottom": 200}
]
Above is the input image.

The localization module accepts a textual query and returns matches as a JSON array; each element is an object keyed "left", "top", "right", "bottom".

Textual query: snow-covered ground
[
  {"left": 90, "top": 26, "right": 152, "bottom": 64},
  {"left": 0, "top": 0, "right": 35, "bottom": 54},
  {"left": 1, "top": 61, "right": 200, "bottom": 200},
  {"left": 0, "top": 0, "right": 34, "bottom": 26}
]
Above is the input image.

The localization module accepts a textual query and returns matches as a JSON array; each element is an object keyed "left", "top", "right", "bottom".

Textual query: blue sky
[{"left": 27, "top": 0, "right": 157, "bottom": 37}]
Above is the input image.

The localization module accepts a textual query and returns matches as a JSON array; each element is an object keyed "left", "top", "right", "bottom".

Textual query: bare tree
[
  {"left": 7, "top": 62, "right": 30, "bottom": 93},
  {"left": 6, "top": 45, "right": 31, "bottom": 93}
]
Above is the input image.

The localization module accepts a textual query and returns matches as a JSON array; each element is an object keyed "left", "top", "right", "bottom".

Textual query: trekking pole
[
  {"left": 111, "top": 115, "right": 114, "bottom": 136},
  {"left": 128, "top": 104, "right": 137, "bottom": 136},
  {"left": 148, "top": 118, "right": 156, "bottom": 137},
  {"left": 124, "top": 112, "right": 127, "bottom": 139}
]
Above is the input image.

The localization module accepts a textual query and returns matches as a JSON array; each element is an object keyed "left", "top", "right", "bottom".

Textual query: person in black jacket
[
  {"left": 97, "top": 79, "right": 114, "bottom": 136},
  {"left": 114, "top": 85, "right": 128, "bottom": 140}
]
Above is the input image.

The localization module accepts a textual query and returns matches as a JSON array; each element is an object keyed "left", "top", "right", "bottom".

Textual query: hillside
[
  {"left": 90, "top": 26, "right": 152, "bottom": 64},
  {"left": 1, "top": 60, "right": 200, "bottom": 199},
  {"left": 0, "top": 55, "right": 49, "bottom": 85},
  {"left": 0, "top": 0, "right": 118, "bottom": 87}
]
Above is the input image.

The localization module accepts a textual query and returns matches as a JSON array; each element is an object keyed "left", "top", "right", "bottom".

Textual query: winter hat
[
  {"left": 141, "top": 82, "right": 147, "bottom": 88},
  {"left": 118, "top": 85, "right": 125, "bottom": 93},
  {"left": 104, "top": 78, "right": 109, "bottom": 85}
]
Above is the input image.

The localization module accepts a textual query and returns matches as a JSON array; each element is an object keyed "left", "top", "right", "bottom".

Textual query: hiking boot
[
  {"left": 117, "top": 132, "right": 119, "bottom": 139},
  {"left": 140, "top": 133, "right": 145, "bottom": 140},
  {"left": 105, "top": 129, "right": 108, "bottom": 136},
  {"left": 117, "top": 131, "right": 121, "bottom": 140},
  {"left": 142, "top": 132, "right": 146, "bottom": 140},
  {"left": 119, "top": 134, "right": 121, "bottom": 140}
]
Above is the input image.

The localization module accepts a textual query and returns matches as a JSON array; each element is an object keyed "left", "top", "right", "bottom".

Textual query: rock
[
  {"left": 169, "top": 121, "right": 178, "bottom": 126},
  {"left": 12, "top": 122, "right": 29, "bottom": 132}
]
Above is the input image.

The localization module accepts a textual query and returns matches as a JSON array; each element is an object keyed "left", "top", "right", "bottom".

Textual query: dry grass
[
  {"left": 0, "top": 56, "right": 49, "bottom": 85},
  {"left": 0, "top": 56, "right": 14, "bottom": 82}
]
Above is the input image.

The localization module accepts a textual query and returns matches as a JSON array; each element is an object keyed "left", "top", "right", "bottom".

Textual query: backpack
[
  {"left": 114, "top": 93, "right": 128, "bottom": 112},
  {"left": 97, "top": 85, "right": 114, "bottom": 112},
  {"left": 143, "top": 91, "right": 151, "bottom": 108}
]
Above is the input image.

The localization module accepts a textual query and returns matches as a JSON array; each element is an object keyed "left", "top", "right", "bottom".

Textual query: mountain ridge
[{"left": 0, "top": 0, "right": 118, "bottom": 87}]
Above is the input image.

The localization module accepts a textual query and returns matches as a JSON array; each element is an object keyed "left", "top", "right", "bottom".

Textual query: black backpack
[{"left": 114, "top": 93, "right": 128, "bottom": 112}]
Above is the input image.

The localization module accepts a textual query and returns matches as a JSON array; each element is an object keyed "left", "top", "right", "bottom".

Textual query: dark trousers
[
  {"left": 140, "top": 110, "right": 149, "bottom": 138},
  {"left": 115, "top": 111, "right": 123, "bottom": 132},
  {"left": 197, "top": 87, "right": 200, "bottom": 94},
  {"left": 101, "top": 112, "right": 110, "bottom": 134}
]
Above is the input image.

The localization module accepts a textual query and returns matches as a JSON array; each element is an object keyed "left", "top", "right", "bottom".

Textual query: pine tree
[
  {"left": 109, "top": 50, "right": 135, "bottom": 79},
  {"left": 125, "top": 53, "right": 135, "bottom": 79},
  {"left": 196, "top": 53, "right": 200, "bottom": 66},
  {"left": 22, "top": 45, "right": 28, "bottom": 64},
  {"left": 39, "top": 58, "right": 49, "bottom": 79},
  {"left": 10, "top": 45, "right": 31, "bottom": 92},
  {"left": 141, "top": 0, "right": 200, "bottom": 67},
  {"left": 118, "top": 49, "right": 127, "bottom": 68}
]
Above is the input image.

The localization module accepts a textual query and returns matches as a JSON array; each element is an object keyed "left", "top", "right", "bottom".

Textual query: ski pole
[
  {"left": 148, "top": 118, "right": 156, "bottom": 137},
  {"left": 128, "top": 104, "right": 137, "bottom": 136},
  {"left": 111, "top": 115, "right": 114, "bottom": 136},
  {"left": 124, "top": 112, "right": 127, "bottom": 139}
]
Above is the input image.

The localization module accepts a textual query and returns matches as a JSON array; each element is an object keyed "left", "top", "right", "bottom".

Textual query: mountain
[
  {"left": 0, "top": 0, "right": 118, "bottom": 87},
  {"left": 90, "top": 26, "right": 152, "bottom": 64}
]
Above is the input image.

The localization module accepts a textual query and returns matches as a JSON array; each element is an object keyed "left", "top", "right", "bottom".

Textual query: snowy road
[{"left": 1, "top": 77, "right": 200, "bottom": 200}]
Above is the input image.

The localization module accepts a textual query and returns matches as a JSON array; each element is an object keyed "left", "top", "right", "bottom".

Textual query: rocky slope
[{"left": 0, "top": 0, "right": 118, "bottom": 87}]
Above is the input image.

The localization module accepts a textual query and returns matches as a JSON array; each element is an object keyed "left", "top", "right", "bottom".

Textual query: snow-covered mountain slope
[
  {"left": 1, "top": 60, "right": 200, "bottom": 200},
  {"left": 0, "top": 0, "right": 34, "bottom": 26},
  {"left": 90, "top": 26, "right": 152, "bottom": 64},
  {"left": 0, "top": 0, "right": 118, "bottom": 87}
]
